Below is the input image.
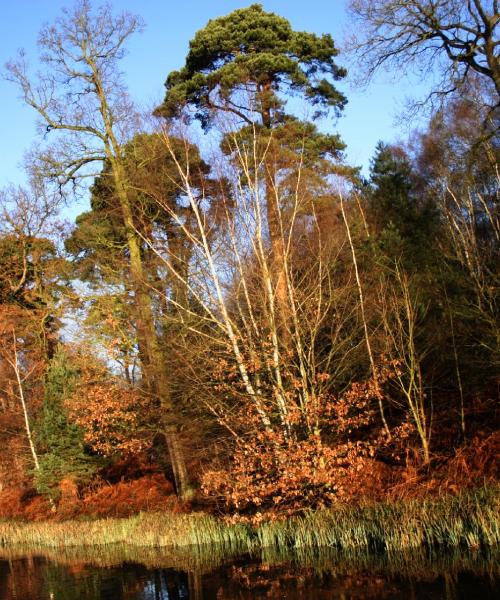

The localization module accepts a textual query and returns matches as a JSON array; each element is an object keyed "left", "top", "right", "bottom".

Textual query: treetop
[{"left": 157, "top": 3, "right": 347, "bottom": 127}]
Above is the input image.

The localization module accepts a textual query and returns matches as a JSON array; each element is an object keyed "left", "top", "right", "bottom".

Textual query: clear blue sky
[{"left": 0, "top": 0, "right": 427, "bottom": 194}]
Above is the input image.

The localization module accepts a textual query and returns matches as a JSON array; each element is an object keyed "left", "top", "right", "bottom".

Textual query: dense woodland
[{"left": 0, "top": 1, "right": 498, "bottom": 521}]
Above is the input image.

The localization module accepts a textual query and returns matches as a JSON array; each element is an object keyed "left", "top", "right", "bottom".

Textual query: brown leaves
[
  {"left": 66, "top": 382, "right": 152, "bottom": 457},
  {"left": 201, "top": 374, "right": 400, "bottom": 516}
]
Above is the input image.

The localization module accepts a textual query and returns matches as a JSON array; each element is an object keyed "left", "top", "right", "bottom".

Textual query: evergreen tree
[
  {"left": 368, "top": 141, "right": 437, "bottom": 267},
  {"left": 157, "top": 3, "right": 347, "bottom": 128},
  {"left": 157, "top": 4, "right": 349, "bottom": 349},
  {"left": 34, "top": 348, "right": 97, "bottom": 500}
]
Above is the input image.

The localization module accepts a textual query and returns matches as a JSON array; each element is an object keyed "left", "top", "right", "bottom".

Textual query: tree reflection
[{"left": 0, "top": 549, "right": 498, "bottom": 599}]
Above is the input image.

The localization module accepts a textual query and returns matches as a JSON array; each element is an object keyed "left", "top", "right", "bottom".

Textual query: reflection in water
[{"left": 0, "top": 545, "right": 498, "bottom": 599}]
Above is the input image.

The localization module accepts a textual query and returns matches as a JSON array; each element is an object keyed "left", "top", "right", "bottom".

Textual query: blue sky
[{"left": 0, "top": 0, "right": 427, "bottom": 196}]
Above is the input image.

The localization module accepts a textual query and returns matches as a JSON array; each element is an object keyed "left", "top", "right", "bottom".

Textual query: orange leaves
[
  {"left": 79, "top": 475, "right": 176, "bottom": 518},
  {"left": 0, "top": 474, "right": 177, "bottom": 520},
  {"left": 66, "top": 382, "right": 151, "bottom": 457},
  {"left": 200, "top": 360, "right": 412, "bottom": 517},
  {"left": 203, "top": 432, "right": 344, "bottom": 513},
  {"left": 202, "top": 386, "right": 383, "bottom": 514}
]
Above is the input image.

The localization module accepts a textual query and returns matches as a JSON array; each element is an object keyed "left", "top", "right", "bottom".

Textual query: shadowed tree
[
  {"left": 66, "top": 132, "right": 223, "bottom": 484},
  {"left": 0, "top": 181, "right": 69, "bottom": 493},
  {"left": 34, "top": 348, "right": 98, "bottom": 502},
  {"left": 367, "top": 141, "right": 438, "bottom": 267}
]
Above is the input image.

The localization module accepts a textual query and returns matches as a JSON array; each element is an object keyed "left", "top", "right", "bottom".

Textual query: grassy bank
[{"left": 0, "top": 486, "right": 498, "bottom": 553}]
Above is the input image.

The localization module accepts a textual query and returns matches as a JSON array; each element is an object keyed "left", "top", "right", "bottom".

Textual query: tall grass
[
  {"left": 257, "top": 485, "right": 499, "bottom": 552},
  {"left": 0, "top": 485, "right": 497, "bottom": 553},
  {"left": 0, "top": 511, "right": 254, "bottom": 552}
]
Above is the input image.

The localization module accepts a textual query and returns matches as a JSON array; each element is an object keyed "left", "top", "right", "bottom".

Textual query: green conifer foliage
[
  {"left": 34, "top": 349, "right": 98, "bottom": 500},
  {"left": 368, "top": 142, "right": 437, "bottom": 267},
  {"left": 157, "top": 3, "right": 347, "bottom": 128}
]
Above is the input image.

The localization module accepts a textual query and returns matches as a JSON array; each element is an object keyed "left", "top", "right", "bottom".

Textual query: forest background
[{"left": 0, "top": 0, "right": 497, "bottom": 522}]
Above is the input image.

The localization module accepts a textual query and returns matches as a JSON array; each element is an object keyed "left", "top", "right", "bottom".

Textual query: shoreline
[{"left": 0, "top": 486, "right": 498, "bottom": 553}]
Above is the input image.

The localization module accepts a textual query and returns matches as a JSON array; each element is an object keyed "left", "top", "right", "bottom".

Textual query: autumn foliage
[
  {"left": 67, "top": 381, "right": 154, "bottom": 457},
  {"left": 0, "top": 1, "right": 498, "bottom": 524},
  {"left": 202, "top": 371, "right": 405, "bottom": 514}
]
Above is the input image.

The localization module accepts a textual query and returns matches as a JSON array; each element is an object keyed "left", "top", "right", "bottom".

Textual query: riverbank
[{"left": 0, "top": 485, "right": 498, "bottom": 553}]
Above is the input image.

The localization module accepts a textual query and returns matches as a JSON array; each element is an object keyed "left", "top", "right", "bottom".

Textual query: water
[{"left": 0, "top": 545, "right": 498, "bottom": 599}]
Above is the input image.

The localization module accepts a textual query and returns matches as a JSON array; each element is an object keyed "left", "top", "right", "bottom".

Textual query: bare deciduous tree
[
  {"left": 379, "top": 266, "right": 432, "bottom": 463},
  {"left": 137, "top": 122, "right": 375, "bottom": 487},
  {"left": 347, "top": 1, "right": 500, "bottom": 105}
]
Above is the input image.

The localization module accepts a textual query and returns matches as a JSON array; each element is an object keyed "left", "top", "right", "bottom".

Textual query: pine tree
[{"left": 157, "top": 3, "right": 347, "bottom": 128}]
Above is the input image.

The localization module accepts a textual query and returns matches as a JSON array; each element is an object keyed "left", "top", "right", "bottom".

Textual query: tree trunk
[
  {"left": 11, "top": 335, "right": 40, "bottom": 472},
  {"left": 166, "top": 426, "right": 190, "bottom": 498},
  {"left": 260, "top": 84, "right": 291, "bottom": 349},
  {"left": 111, "top": 159, "right": 191, "bottom": 498},
  {"left": 265, "top": 166, "right": 289, "bottom": 326},
  {"left": 169, "top": 228, "right": 190, "bottom": 313}
]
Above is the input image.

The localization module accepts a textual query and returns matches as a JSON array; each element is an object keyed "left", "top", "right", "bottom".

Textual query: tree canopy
[{"left": 157, "top": 3, "right": 347, "bottom": 128}]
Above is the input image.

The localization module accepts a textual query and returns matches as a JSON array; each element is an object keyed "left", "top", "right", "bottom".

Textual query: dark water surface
[{"left": 0, "top": 545, "right": 498, "bottom": 599}]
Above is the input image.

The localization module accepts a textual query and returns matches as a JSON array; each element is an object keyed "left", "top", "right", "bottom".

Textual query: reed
[
  {"left": 258, "top": 485, "right": 499, "bottom": 552},
  {"left": 0, "top": 485, "right": 497, "bottom": 553},
  {"left": 0, "top": 512, "right": 254, "bottom": 553}
]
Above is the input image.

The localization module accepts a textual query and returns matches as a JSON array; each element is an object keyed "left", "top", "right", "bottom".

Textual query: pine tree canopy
[{"left": 156, "top": 3, "right": 347, "bottom": 128}]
